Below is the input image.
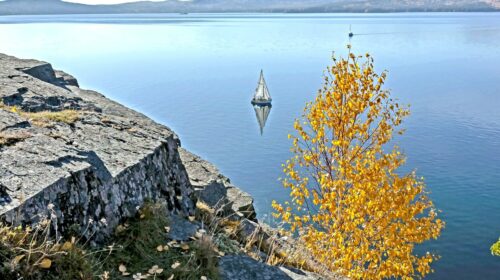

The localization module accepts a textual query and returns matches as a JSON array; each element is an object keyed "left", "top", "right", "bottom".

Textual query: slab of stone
[
  {"left": 227, "top": 185, "right": 256, "bottom": 220},
  {"left": 197, "top": 181, "right": 228, "bottom": 209},
  {"left": 167, "top": 214, "right": 199, "bottom": 241},
  {"left": 178, "top": 148, "right": 228, "bottom": 188},
  {"left": 179, "top": 148, "right": 257, "bottom": 221},
  {"left": 0, "top": 54, "right": 98, "bottom": 112},
  {"left": 280, "top": 267, "right": 325, "bottom": 280},
  {"left": 219, "top": 255, "right": 324, "bottom": 280},
  {"left": 0, "top": 53, "right": 194, "bottom": 242}
]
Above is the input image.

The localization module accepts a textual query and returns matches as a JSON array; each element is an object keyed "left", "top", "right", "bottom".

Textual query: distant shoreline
[
  {"left": 1, "top": 0, "right": 498, "bottom": 16},
  {"left": 0, "top": 10, "right": 499, "bottom": 17}
]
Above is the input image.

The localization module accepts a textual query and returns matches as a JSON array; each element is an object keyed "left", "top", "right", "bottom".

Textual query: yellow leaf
[
  {"left": 39, "top": 258, "right": 52, "bottom": 269},
  {"left": 62, "top": 241, "right": 73, "bottom": 251},
  {"left": 157, "top": 245, "right": 164, "bottom": 252},
  {"left": 118, "top": 264, "right": 127, "bottom": 272},
  {"left": 12, "top": 254, "right": 24, "bottom": 266},
  {"left": 181, "top": 244, "right": 190, "bottom": 250}
]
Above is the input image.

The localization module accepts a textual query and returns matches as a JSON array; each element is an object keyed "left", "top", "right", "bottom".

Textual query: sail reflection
[{"left": 253, "top": 104, "right": 272, "bottom": 135}]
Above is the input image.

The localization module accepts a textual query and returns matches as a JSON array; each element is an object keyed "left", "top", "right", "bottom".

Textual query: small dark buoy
[{"left": 349, "top": 32, "right": 354, "bottom": 38}]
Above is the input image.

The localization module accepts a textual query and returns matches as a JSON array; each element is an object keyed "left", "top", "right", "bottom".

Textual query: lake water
[{"left": 1, "top": 13, "right": 499, "bottom": 279}]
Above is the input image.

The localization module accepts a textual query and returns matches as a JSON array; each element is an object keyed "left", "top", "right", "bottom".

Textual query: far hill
[{"left": 0, "top": 0, "right": 498, "bottom": 15}]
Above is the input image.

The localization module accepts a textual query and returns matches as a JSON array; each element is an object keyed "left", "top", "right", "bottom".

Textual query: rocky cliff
[
  {"left": 0, "top": 53, "right": 196, "bottom": 243},
  {"left": 0, "top": 54, "right": 336, "bottom": 279}
]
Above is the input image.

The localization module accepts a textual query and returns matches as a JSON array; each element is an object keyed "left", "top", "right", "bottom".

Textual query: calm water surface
[{"left": 0, "top": 13, "right": 499, "bottom": 279}]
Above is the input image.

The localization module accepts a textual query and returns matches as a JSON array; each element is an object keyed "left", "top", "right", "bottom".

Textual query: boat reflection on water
[
  {"left": 253, "top": 104, "right": 272, "bottom": 135},
  {"left": 251, "top": 70, "right": 272, "bottom": 135}
]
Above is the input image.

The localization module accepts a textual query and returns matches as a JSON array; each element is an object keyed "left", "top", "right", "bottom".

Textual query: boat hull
[{"left": 251, "top": 99, "right": 272, "bottom": 106}]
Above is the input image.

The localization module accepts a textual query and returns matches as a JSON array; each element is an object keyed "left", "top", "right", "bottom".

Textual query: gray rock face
[
  {"left": 178, "top": 147, "right": 229, "bottom": 188},
  {"left": 227, "top": 185, "right": 256, "bottom": 220},
  {"left": 219, "top": 255, "right": 324, "bottom": 280},
  {"left": 0, "top": 54, "right": 97, "bottom": 112},
  {"left": 167, "top": 214, "right": 199, "bottom": 241},
  {"left": 197, "top": 181, "right": 228, "bottom": 208},
  {"left": 179, "top": 148, "right": 256, "bottom": 220},
  {"left": 0, "top": 53, "right": 194, "bottom": 242}
]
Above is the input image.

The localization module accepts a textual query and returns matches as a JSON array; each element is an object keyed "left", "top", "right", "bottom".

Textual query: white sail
[
  {"left": 253, "top": 70, "right": 272, "bottom": 102},
  {"left": 253, "top": 104, "right": 271, "bottom": 135}
]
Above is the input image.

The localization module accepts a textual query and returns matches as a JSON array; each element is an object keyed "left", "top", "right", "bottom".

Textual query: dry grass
[
  {"left": 0, "top": 202, "right": 222, "bottom": 280},
  {"left": 0, "top": 103, "right": 81, "bottom": 127},
  {"left": 0, "top": 207, "right": 95, "bottom": 280},
  {"left": 0, "top": 195, "right": 328, "bottom": 279},
  {"left": 194, "top": 198, "right": 332, "bottom": 277},
  {"left": 21, "top": 110, "right": 80, "bottom": 127}
]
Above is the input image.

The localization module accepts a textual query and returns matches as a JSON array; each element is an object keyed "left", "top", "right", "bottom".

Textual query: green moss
[{"left": 213, "top": 233, "right": 241, "bottom": 255}]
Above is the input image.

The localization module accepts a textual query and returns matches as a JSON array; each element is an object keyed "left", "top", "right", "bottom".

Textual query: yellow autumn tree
[{"left": 272, "top": 47, "right": 444, "bottom": 280}]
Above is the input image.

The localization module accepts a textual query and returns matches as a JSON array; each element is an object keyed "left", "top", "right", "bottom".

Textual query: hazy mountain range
[{"left": 0, "top": 0, "right": 498, "bottom": 15}]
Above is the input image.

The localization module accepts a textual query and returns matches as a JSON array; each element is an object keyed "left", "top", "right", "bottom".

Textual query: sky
[{"left": 63, "top": 0, "right": 167, "bottom": 4}]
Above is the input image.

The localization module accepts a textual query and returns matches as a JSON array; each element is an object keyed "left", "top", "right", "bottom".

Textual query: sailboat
[
  {"left": 251, "top": 70, "right": 272, "bottom": 105},
  {"left": 253, "top": 104, "right": 272, "bottom": 135}
]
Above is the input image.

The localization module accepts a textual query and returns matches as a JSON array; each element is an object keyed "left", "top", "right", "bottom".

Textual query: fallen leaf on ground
[
  {"left": 171, "top": 261, "right": 181, "bottom": 269},
  {"left": 39, "top": 258, "right": 52, "bottom": 269}
]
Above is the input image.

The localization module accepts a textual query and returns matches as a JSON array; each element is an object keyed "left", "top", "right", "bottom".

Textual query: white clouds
[{"left": 63, "top": 0, "right": 167, "bottom": 5}]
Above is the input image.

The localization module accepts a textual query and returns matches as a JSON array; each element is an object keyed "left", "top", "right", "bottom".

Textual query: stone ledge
[
  {"left": 0, "top": 53, "right": 194, "bottom": 243},
  {"left": 179, "top": 148, "right": 256, "bottom": 221}
]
